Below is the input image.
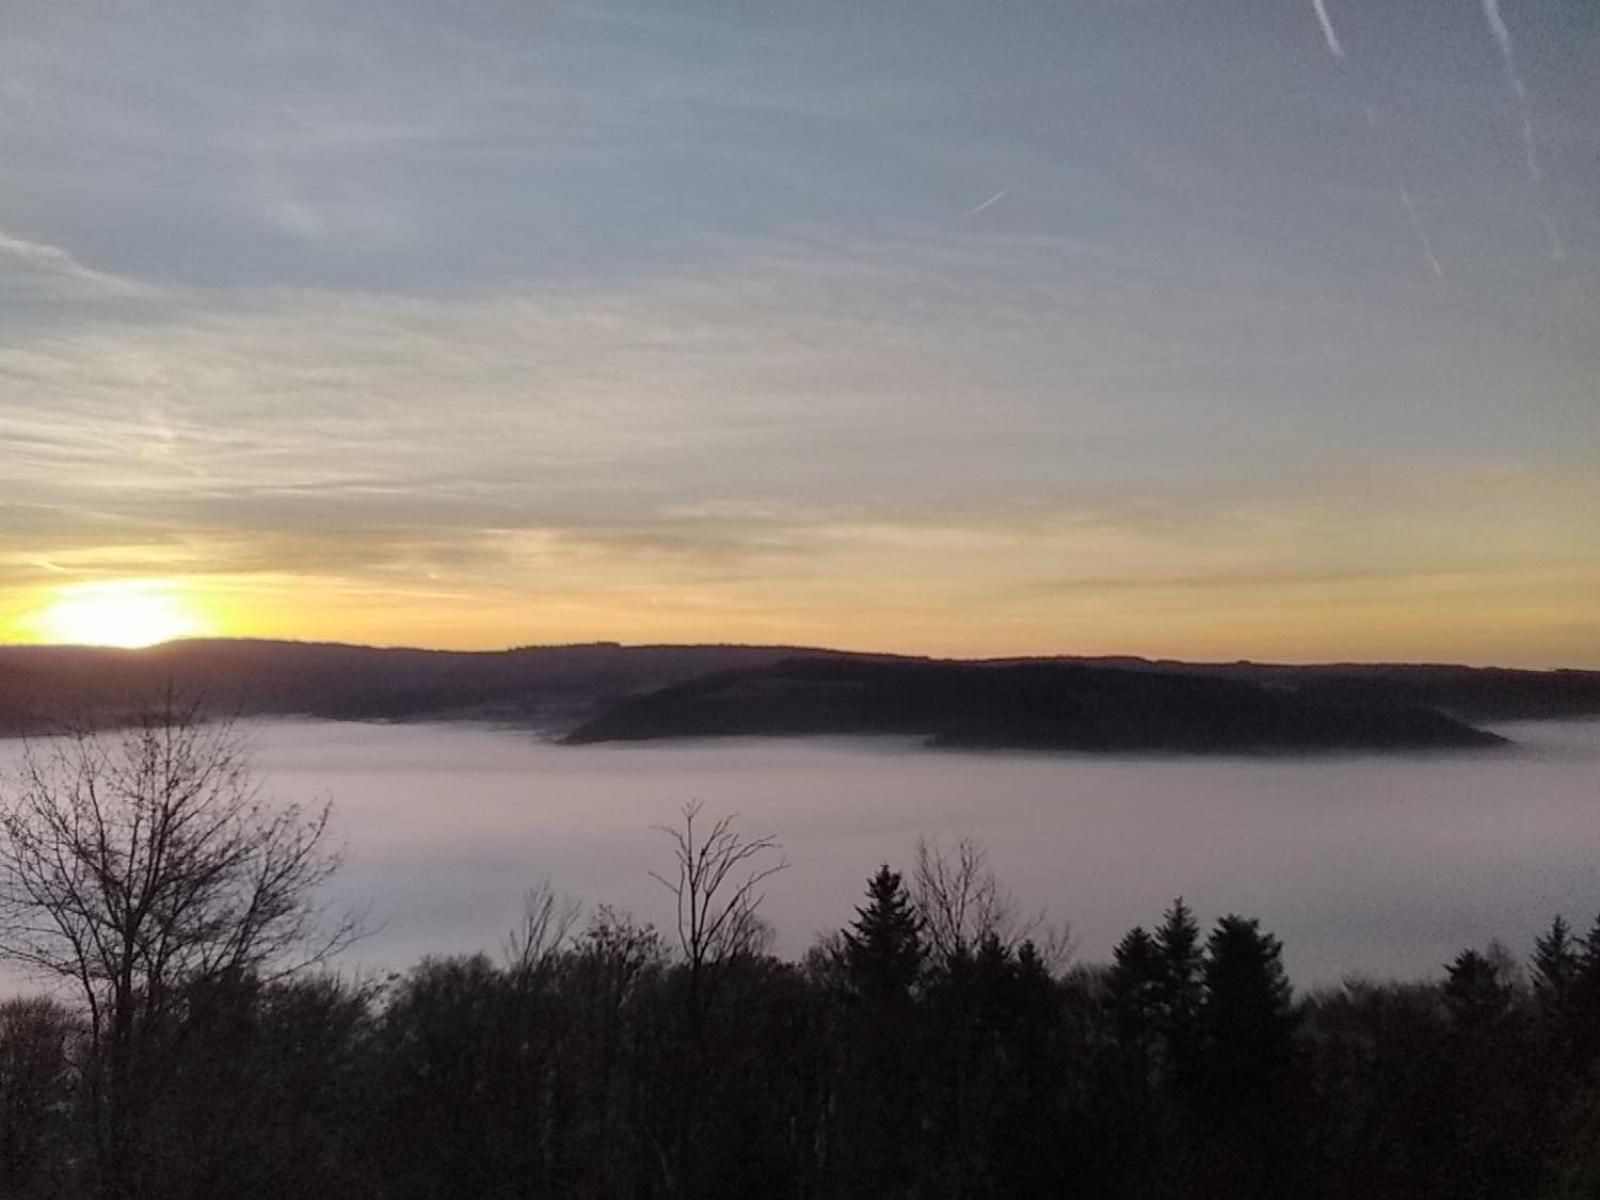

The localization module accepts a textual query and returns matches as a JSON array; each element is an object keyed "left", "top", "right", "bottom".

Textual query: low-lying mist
[{"left": 6, "top": 718, "right": 1598, "bottom": 988}]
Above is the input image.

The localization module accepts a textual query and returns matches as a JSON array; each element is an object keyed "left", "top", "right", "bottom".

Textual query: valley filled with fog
[{"left": 51, "top": 717, "right": 1576, "bottom": 988}]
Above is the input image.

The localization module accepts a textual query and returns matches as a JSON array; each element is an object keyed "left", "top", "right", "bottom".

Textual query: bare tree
[
  {"left": 913, "top": 835, "right": 1069, "bottom": 970},
  {"left": 649, "top": 803, "right": 784, "bottom": 1198},
  {"left": 0, "top": 699, "right": 356, "bottom": 1200},
  {"left": 504, "top": 878, "right": 582, "bottom": 981},
  {"left": 651, "top": 802, "right": 785, "bottom": 1005}
]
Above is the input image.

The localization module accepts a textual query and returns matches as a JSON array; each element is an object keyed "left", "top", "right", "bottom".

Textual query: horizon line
[{"left": 0, "top": 634, "right": 1593, "bottom": 676}]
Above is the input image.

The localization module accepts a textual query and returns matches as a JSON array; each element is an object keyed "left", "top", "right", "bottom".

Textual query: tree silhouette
[
  {"left": 1442, "top": 947, "right": 1536, "bottom": 1198},
  {"left": 1155, "top": 898, "right": 1204, "bottom": 1103},
  {"left": 0, "top": 998, "right": 74, "bottom": 1199},
  {"left": 1202, "top": 915, "right": 1295, "bottom": 1097},
  {"left": 838, "top": 865, "right": 924, "bottom": 1002},
  {"left": 1199, "top": 915, "right": 1300, "bottom": 1196},
  {"left": 0, "top": 702, "right": 354, "bottom": 1200},
  {"left": 651, "top": 802, "right": 785, "bottom": 1019},
  {"left": 650, "top": 803, "right": 784, "bottom": 1197},
  {"left": 1106, "top": 924, "right": 1163, "bottom": 1173},
  {"left": 831, "top": 866, "right": 927, "bottom": 1198}
]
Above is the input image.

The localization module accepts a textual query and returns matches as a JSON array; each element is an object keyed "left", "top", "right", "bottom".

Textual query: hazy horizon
[{"left": 5, "top": 630, "right": 1600, "bottom": 674}]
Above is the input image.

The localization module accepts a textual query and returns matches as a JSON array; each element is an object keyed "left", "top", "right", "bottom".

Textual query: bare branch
[
  {"left": 912, "top": 835, "right": 1047, "bottom": 968},
  {"left": 0, "top": 698, "right": 355, "bottom": 1039},
  {"left": 650, "top": 802, "right": 786, "bottom": 977},
  {"left": 504, "top": 878, "right": 583, "bottom": 979}
]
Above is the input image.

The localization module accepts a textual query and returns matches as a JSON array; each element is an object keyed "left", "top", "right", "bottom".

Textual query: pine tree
[
  {"left": 1443, "top": 949, "right": 1516, "bottom": 1032},
  {"left": 1535, "top": 916, "right": 1579, "bottom": 1002},
  {"left": 1155, "top": 898, "right": 1204, "bottom": 1098},
  {"left": 829, "top": 866, "right": 927, "bottom": 1198},
  {"left": 1442, "top": 948, "right": 1537, "bottom": 1197},
  {"left": 1534, "top": 916, "right": 1582, "bottom": 1073},
  {"left": 1201, "top": 915, "right": 1296, "bottom": 1110},
  {"left": 1107, "top": 927, "right": 1163, "bottom": 1068},
  {"left": 838, "top": 865, "right": 925, "bottom": 1000},
  {"left": 1572, "top": 914, "right": 1600, "bottom": 1070},
  {"left": 1198, "top": 915, "right": 1301, "bottom": 1198},
  {"left": 1106, "top": 926, "right": 1164, "bottom": 1183}
]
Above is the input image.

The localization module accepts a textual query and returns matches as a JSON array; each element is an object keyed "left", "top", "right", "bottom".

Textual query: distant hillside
[
  {"left": 0, "top": 640, "right": 814, "bottom": 735},
  {"left": 1, "top": 638, "right": 1595, "bottom": 747},
  {"left": 1072, "top": 658, "right": 1600, "bottom": 722},
  {"left": 564, "top": 656, "right": 1505, "bottom": 753}
]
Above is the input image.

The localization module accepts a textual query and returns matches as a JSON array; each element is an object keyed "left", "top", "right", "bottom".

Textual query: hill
[
  {"left": 561, "top": 655, "right": 1506, "bottom": 753},
  {"left": 2, "top": 638, "right": 1596, "bottom": 749},
  {"left": 0, "top": 639, "right": 807, "bottom": 734}
]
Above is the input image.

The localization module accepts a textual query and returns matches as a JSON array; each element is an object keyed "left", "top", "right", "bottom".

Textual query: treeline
[
  {"left": 4, "top": 860, "right": 1600, "bottom": 1197},
  {"left": 1, "top": 713, "right": 1597, "bottom": 1199}
]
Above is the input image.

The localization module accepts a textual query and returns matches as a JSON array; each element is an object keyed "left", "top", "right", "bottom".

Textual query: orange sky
[{"left": 5, "top": 468, "right": 1596, "bottom": 667}]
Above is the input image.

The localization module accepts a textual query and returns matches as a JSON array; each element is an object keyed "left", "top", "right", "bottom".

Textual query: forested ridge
[{"left": 5, "top": 640, "right": 1599, "bottom": 740}]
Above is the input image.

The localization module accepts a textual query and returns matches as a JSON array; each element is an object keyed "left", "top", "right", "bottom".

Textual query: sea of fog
[{"left": 5, "top": 718, "right": 1600, "bottom": 990}]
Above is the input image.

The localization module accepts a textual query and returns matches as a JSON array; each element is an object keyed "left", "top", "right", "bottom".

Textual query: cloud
[{"left": 0, "top": 0, "right": 1596, "bottom": 661}]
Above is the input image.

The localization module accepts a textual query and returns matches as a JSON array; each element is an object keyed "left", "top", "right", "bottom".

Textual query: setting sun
[{"left": 31, "top": 582, "right": 213, "bottom": 648}]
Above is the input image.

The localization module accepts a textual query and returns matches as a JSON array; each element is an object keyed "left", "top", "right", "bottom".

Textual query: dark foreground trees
[
  {"left": 0, "top": 703, "right": 354, "bottom": 1200},
  {"left": 4, "top": 771, "right": 1600, "bottom": 1198}
]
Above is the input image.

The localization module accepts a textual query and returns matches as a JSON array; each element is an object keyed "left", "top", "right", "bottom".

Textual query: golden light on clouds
[{"left": 24, "top": 581, "right": 216, "bottom": 649}]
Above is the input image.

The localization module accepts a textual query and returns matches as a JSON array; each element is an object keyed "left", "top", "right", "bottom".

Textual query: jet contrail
[
  {"left": 1309, "top": 12, "right": 1442, "bottom": 275},
  {"left": 966, "top": 190, "right": 1007, "bottom": 217},
  {"left": 1481, "top": 0, "right": 1524, "bottom": 101},
  {"left": 1397, "top": 187, "right": 1444, "bottom": 276},
  {"left": 1481, "top": 0, "right": 1537, "bottom": 177},
  {"left": 1480, "top": 0, "right": 1564, "bottom": 257},
  {"left": 1312, "top": 0, "right": 1345, "bottom": 58},
  {"left": 1363, "top": 108, "right": 1447, "bottom": 276}
]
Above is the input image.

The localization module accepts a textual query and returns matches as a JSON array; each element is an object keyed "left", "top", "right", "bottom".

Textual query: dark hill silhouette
[
  {"left": 2, "top": 637, "right": 1595, "bottom": 748},
  {"left": 1078, "top": 657, "right": 1600, "bottom": 721},
  {"left": 563, "top": 656, "right": 1504, "bottom": 753},
  {"left": 0, "top": 640, "right": 815, "bottom": 734}
]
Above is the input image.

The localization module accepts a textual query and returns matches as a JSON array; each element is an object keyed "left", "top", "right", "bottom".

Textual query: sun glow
[{"left": 31, "top": 582, "right": 213, "bottom": 648}]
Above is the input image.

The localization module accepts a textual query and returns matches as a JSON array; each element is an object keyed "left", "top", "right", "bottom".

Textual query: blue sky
[{"left": 2, "top": 0, "right": 1596, "bottom": 662}]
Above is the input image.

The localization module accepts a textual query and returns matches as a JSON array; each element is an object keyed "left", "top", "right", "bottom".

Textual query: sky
[{"left": 1, "top": 0, "right": 1596, "bottom": 665}]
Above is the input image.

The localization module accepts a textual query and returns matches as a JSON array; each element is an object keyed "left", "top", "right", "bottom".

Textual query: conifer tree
[
  {"left": 1107, "top": 927, "right": 1163, "bottom": 1069},
  {"left": 1106, "top": 926, "right": 1164, "bottom": 1179},
  {"left": 839, "top": 865, "right": 925, "bottom": 1000},
  {"left": 830, "top": 866, "right": 927, "bottom": 1198},
  {"left": 1535, "top": 917, "right": 1579, "bottom": 999},
  {"left": 1534, "top": 916, "right": 1582, "bottom": 1073},
  {"left": 1198, "top": 915, "right": 1301, "bottom": 1197},
  {"left": 1442, "top": 948, "right": 1537, "bottom": 1197},
  {"left": 1570, "top": 914, "right": 1600, "bottom": 1069},
  {"left": 1443, "top": 949, "right": 1517, "bottom": 1032},
  {"left": 1155, "top": 898, "right": 1204, "bottom": 1096},
  {"left": 1202, "top": 915, "right": 1296, "bottom": 1100}
]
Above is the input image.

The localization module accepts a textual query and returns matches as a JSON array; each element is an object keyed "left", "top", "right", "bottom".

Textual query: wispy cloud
[{"left": 0, "top": 0, "right": 1596, "bottom": 661}]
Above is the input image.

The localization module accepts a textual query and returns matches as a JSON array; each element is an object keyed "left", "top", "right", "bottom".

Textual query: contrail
[
  {"left": 1396, "top": 187, "right": 1444, "bottom": 276},
  {"left": 1364, "top": 108, "right": 1448, "bottom": 276},
  {"left": 966, "top": 190, "right": 1007, "bottom": 217},
  {"left": 1308, "top": 9, "right": 1442, "bottom": 275},
  {"left": 1312, "top": 0, "right": 1345, "bottom": 58},
  {"left": 1480, "top": 0, "right": 1565, "bottom": 257},
  {"left": 1481, "top": 0, "right": 1537, "bottom": 177}
]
